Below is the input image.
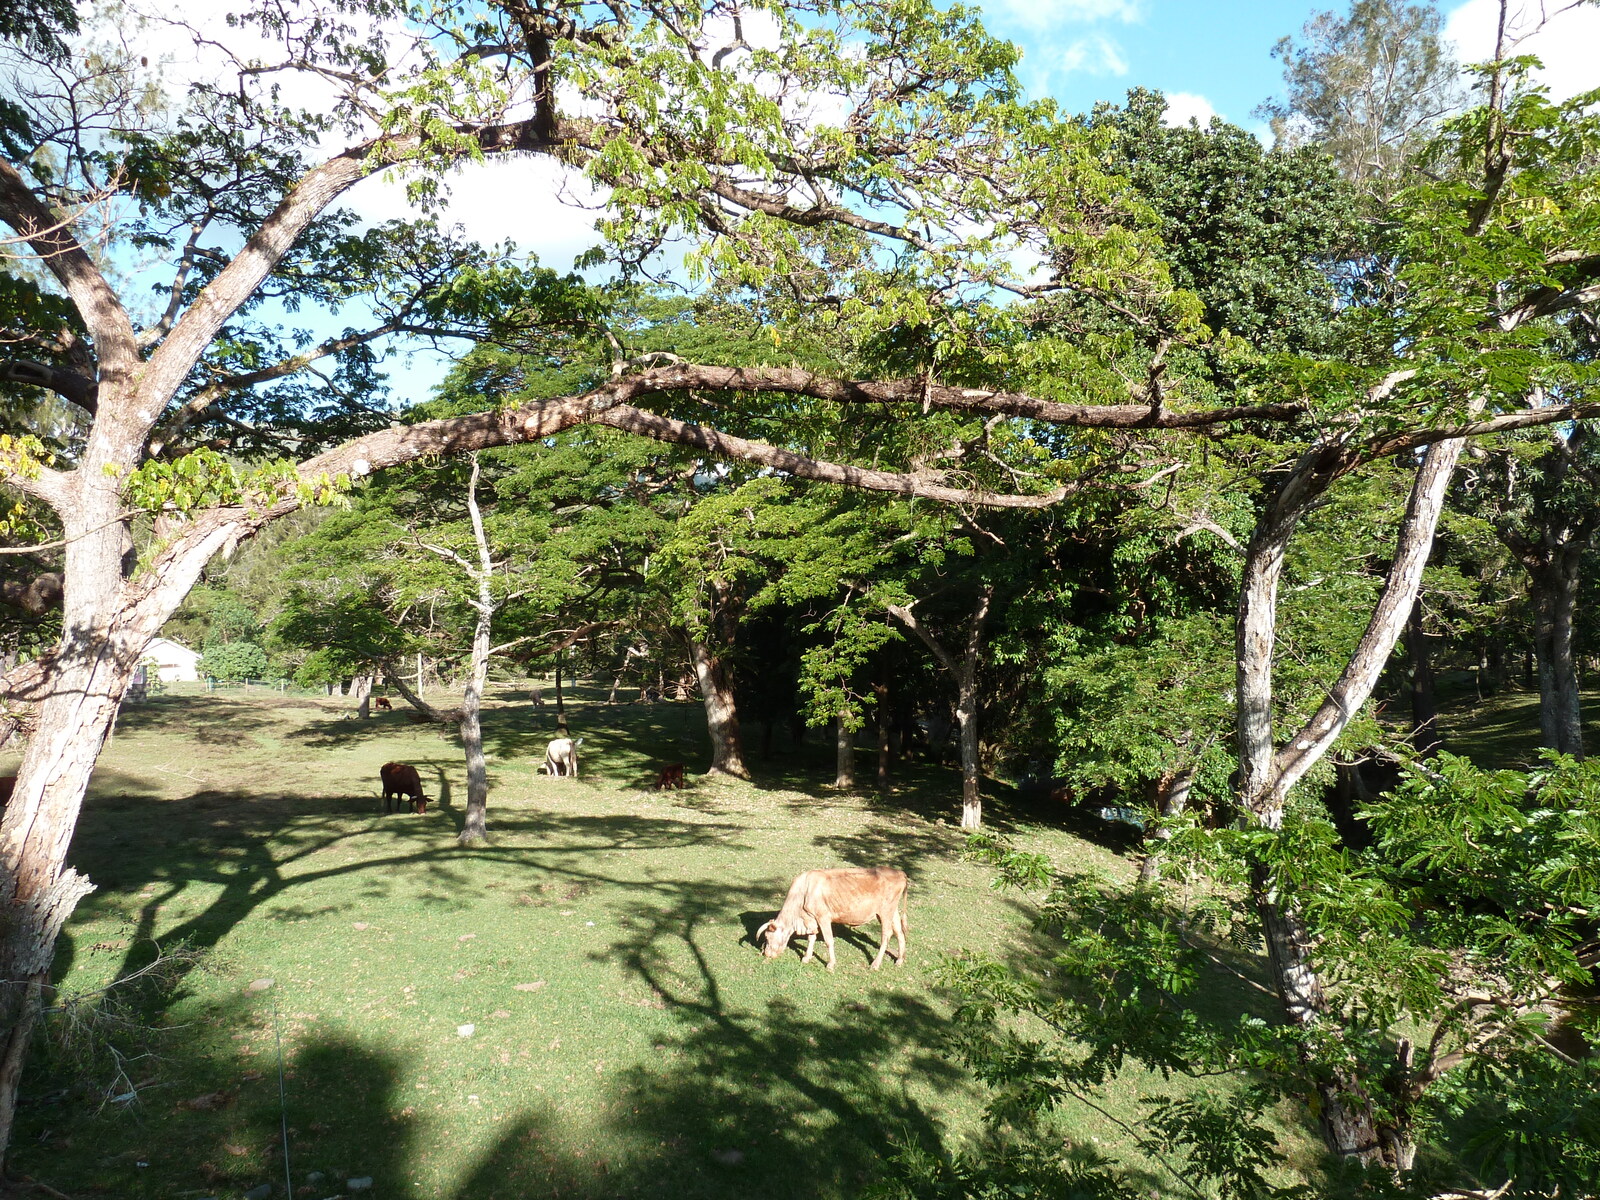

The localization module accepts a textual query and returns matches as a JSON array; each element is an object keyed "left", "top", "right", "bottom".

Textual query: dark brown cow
[
  {"left": 380, "top": 762, "right": 426, "bottom": 814},
  {"left": 653, "top": 762, "right": 686, "bottom": 791},
  {"left": 374, "top": 697, "right": 393, "bottom": 711},
  {"left": 759, "top": 867, "right": 908, "bottom": 971}
]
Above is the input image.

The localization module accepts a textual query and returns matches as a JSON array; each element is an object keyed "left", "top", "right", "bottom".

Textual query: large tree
[{"left": 1255, "top": 0, "right": 1464, "bottom": 192}]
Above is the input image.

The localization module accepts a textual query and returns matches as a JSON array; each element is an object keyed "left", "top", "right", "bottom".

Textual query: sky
[{"left": 978, "top": 0, "right": 1600, "bottom": 135}]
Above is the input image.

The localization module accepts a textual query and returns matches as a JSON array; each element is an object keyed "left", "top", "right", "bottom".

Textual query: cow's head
[{"left": 758, "top": 918, "right": 795, "bottom": 959}]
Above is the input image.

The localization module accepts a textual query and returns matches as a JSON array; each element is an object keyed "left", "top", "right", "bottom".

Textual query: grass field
[
  {"left": 3, "top": 683, "right": 1226, "bottom": 1200},
  {"left": 1433, "top": 681, "right": 1600, "bottom": 769},
  {"left": 9, "top": 678, "right": 1578, "bottom": 1198}
]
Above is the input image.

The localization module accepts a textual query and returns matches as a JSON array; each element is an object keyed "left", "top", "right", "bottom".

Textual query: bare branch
[
  {"left": 596, "top": 404, "right": 1066, "bottom": 508},
  {"left": 0, "top": 359, "right": 96, "bottom": 414}
]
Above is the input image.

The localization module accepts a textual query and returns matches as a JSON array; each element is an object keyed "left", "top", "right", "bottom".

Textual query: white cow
[{"left": 544, "top": 736, "right": 582, "bottom": 777}]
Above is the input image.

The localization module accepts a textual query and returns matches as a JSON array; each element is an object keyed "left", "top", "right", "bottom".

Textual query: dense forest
[{"left": 2, "top": 0, "right": 1599, "bottom": 1196}]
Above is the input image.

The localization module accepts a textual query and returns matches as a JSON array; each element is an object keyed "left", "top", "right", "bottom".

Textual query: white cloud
[
  {"left": 1060, "top": 34, "right": 1130, "bottom": 76},
  {"left": 347, "top": 158, "right": 608, "bottom": 271},
  {"left": 1162, "top": 92, "right": 1219, "bottom": 127},
  {"left": 1445, "top": 0, "right": 1600, "bottom": 101},
  {"left": 987, "top": 0, "right": 1143, "bottom": 29}
]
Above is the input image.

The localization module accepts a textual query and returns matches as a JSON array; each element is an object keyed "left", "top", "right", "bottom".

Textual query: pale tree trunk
[
  {"left": 834, "top": 714, "right": 856, "bottom": 789},
  {"left": 0, "top": 501, "right": 247, "bottom": 1169},
  {"left": 889, "top": 583, "right": 994, "bottom": 829},
  {"left": 1236, "top": 430, "right": 1466, "bottom": 1168},
  {"left": 458, "top": 609, "right": 492, "bottom": 844},
  {"left": 686, "top": 579, "right": 749, "bottom": 779},
  {"left": 1137, "top": 763, "right": 1197, "bottom": 884},
  {"left": 551, "top": 654, "right": 570, "bottom": 736},
  {"left": 688, "top": 634, "right": 749, "bottom": 778},
  {"left": 457, "top": 461, "right": 497, "bottom": 844},
  {"left": 955, "top": 670, "right": 983, "bottom": 829},
  {"left": 381, "top": 660, "right": 450, "bottom": 723},
  {"left": 414, "top": 456, "right": 501, "bottom": 845},
  {"left": 353, "top": 674, "right": 373, "bottom": 719}
]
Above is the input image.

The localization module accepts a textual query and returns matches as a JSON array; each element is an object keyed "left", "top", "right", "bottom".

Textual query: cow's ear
[{"left": 759, "top": 920, "right": 778, "bottom": 937}]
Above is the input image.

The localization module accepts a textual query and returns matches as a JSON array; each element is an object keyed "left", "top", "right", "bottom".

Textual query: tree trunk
[
  {"left": 455, "top": 455, "right": 498, "bottom": 844},
  {"left": 1484, "top": 639, "right": 1506, "bottom": 695},
  {"left": 1531, "top": 559, "right": 1584, "bottom": 759},
  {"left": 834, "top": 714, "right": 856, "bottom": 789},
  {"left": 1138, "top": 763, "right": 1196, "bottom": 884},
  {"left": 554, "top": 658, "right": 568, "bottom": 737},
  {"left": 381, "top": 661, "right": 450, "bottom": 722},
  {"left": 1253, "top": 864, "right": 1386, "bottom": 1160},
  {"left": 457, "top": 612, "right": 491, "bottom": 844},
  {"left": 688, "top": 635, "right": 749, "bottom": 778},
  {"left": 353, "top": 673, "right": 373, "bottom": 719},
  {"left": 1404, "top": 602, "right": 1441, "bottom": 756},
  {"left": 955, "top": 670, "right": 982, "bottom": 829},
  {"left": 1235, "top": 432, "right": 1465, "bottom": 1166},
  {"left": 888, "top": 584, "right": 994, "bottom": 828},
  {"left": 874, "top": 680, "right": 891, "bottom": 788},
  {"left": 0, "top": 494, "right": 243, "bottom": 1170}
]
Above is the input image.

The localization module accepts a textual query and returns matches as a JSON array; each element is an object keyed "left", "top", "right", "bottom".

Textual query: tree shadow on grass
[
  {"left": 18, "top": 982, "right": 967, "bottom": 1200},
  {"left": 29, "top": 860, "right": 971, "bottom": 1200},
  {"left": 60, "top": 782, "right": 749, "bottom": 1017},
  {"left": 495, "top": 875, "right": 976, "bottom": 1200},
  {"left": 16, "top": 1018, "right": 426, "bottom": 1200}
]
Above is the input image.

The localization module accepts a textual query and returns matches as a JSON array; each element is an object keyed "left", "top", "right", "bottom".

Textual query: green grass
[
  {"left": 1432, "top": 680, "right": 1600, "bottom": 770},
  {"left": 9, "top": 677, "right": 1572, "bottom": 1198},
  {"left": 7, "top": 683, "right": 1215, "bottom": 1200}
]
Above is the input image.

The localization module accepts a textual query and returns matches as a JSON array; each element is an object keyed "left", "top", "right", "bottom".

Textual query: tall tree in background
[
  {"left": 1481, "top": 428, "right": 1600, "bottom": 759},
  {"left": 1256, "top": 0, "right": 1463, "bottom": 192}
]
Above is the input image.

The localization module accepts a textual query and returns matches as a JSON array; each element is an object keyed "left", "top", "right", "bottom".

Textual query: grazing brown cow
[
  {"left": 653, "top": 762, "right": 686, "bottom": 791},
  {"left": 759, "top": 867, "right": 908, "bottom": 971},
  {"left": 380, "top": 762, "right": 426, "bottom": 814},
  {"left": 0, "top": 776, "right": 14, "bottom": 808},
  {"left": 374, "top": 697, "right": 392, "bottom": 711}
]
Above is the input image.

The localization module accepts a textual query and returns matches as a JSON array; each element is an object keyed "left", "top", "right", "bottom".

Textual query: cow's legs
[
  {"left": 892, "top": 907, "right": 907, "bottom": 964},
  {"left": 821, "top": 922, "right": 837, "bottom": 971},
  {"left": 800, "top": 933, "right": 816, "bottom": 963},
  {"left": 870, "top": 914, "right": 890, "bottom": 970}
]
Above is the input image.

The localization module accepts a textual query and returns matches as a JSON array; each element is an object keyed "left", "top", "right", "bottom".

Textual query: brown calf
[
  {"left": 374, "top": 697, "right": 393, "bottom": 711},
  {"left": 653, "top": 762, "right": 686, "bottom": 791},
  {"left": 759, "top": 867, "right": 908, "bottom": 971},
  {"left": 380, "top": 762, "right": 426, "bottom": 814}
]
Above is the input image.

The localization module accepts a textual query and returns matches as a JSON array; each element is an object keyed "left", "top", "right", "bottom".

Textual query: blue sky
[
  {"left": 973, "top": 0, "right": 1600, "bottom": 135},
  {"left": 980, "top": 0, "right": 1331, "bottom": 133}
]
